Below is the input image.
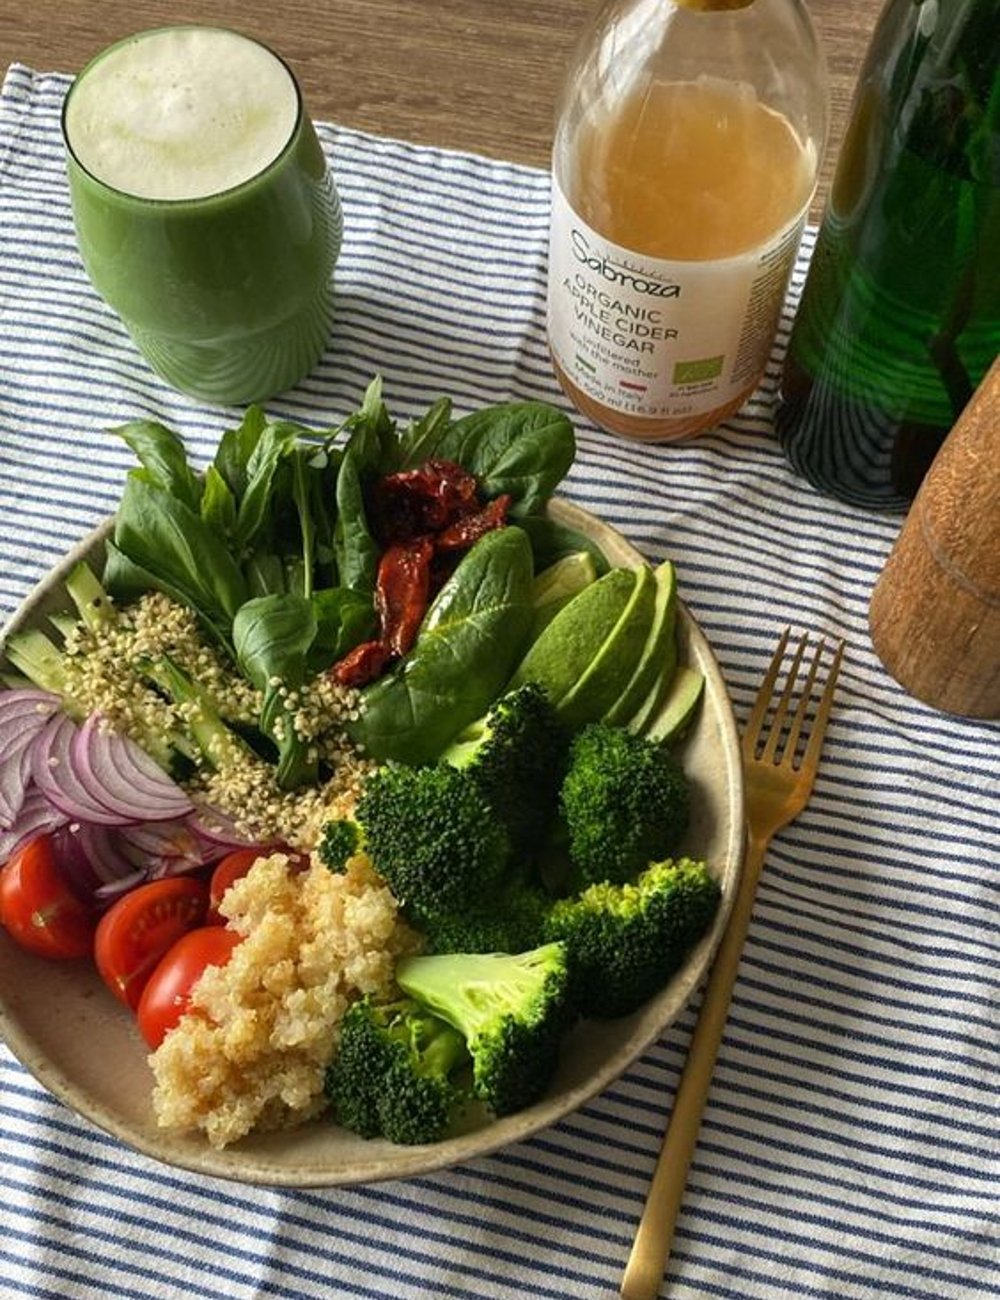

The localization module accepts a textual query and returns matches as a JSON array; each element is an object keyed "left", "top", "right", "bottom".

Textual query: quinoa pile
[{"left": 149, "top": 852, "right": 419, "bottom": 1148}]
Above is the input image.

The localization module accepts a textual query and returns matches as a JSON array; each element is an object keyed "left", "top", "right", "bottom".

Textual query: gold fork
[{"left": 620, "top": 628, "right": 845, "bottom": 1300}]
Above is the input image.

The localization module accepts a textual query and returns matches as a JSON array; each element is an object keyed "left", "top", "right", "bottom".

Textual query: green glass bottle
[{"left": 776, "top": 0, "right": 1000, "bottom": 510}]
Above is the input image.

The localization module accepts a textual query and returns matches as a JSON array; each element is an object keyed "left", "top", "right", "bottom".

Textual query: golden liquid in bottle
[{"left": 552, "top": 78, "right": 815, "bottom": 440}]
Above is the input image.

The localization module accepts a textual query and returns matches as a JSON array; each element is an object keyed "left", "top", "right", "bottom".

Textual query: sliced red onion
[
  {"left": 188, "top": 805, "right": 257, "bottom": 849},
  {"left": 70, "top": 713, "right": 193, "bottom": 823},
  {"left": 0, "top": 786, "right": 69, "bottom": 861},
  {"left": 74, "top": 821, "right": 141, "bottom": 885},
  {"left": 31, "top": 714, "right": 126, "bottom": 826},
  {"left": 0, "top": 689, "right": 62, "bottom": 724},
  {"left": 50, "top": 823, "right": 106, "bottom": 898},
  {"left": 0, "top": 693, "right": 62, "bottom": 828},
  {"left": 94, "top": 867, "right": 150, "bottom": 902},
  {"left": 117, "top": 819, "right": 203, "bottom": 867}
]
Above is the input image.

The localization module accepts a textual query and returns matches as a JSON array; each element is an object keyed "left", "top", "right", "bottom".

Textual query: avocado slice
[
  {"left": 511, "top": 566, "right": 636, "bottom": 704},
  {"left": 603, "top": 559, "right": 676, "bottom": 727},
  {"left": 644, "top": 665, "right": 705, "bottom": 744},
  {"left": 556, "top": 562, "right": 656, "bottom": 729},
  {"left": 529, "top": 551, "right": 598, "bottom": 641}
]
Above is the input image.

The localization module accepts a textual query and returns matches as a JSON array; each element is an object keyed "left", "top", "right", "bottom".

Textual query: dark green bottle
[{"left": 776, "top": 0, "right": 1000, "bottom": 510}]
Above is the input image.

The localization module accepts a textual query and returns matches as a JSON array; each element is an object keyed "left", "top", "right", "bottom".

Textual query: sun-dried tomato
[
  {"left": 374, "top": 459, "right": 479, "bottom": 543},
  {"left": 435, "top": 494, "right": 512, "bottom": 552},
  {"left": 375, "top": 537, "right": 434, "bottom": 657},
  {"left": 330, "top": 640, "right": 393, "bottom": 688}
]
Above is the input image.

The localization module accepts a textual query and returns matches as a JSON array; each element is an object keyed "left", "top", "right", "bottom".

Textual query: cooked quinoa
[{"left": 149, "top": 851, "right": 419, "bottom": 1148}]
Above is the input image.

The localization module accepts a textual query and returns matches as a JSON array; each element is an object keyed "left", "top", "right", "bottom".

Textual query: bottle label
[{"left": 547, "top": 176, "right": 808, "bottom": 421}]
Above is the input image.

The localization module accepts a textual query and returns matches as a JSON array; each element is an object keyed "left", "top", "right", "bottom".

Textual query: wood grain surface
[{"left": 1, "top": 0, "right": 882, "bottom": 215}]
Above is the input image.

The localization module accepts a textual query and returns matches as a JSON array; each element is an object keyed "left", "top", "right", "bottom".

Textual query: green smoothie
[{"left": 62, "top": 27, "right": 342, "bottom": 405}]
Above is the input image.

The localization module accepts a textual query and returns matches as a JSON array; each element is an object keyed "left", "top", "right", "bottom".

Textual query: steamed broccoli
[
  {"left": 325, "top": 997, "right": 470, "bottom": 1145},
  {"left": 560, "top": 722, "right": 690, "bottom": 886},
  {"left": 396, "top": 943, "right": 571, "bottom": 1116},
  {"left": 317, "top": 763, "right": 510, "bottom": 921},
  {"left": 420, "top": 876, "right": 550, "bottom": 956},
  {"left": 440, "top": 683, "right": 568, "bottom": 854},
  {"left": 544, "top": 858, "right": 720, "bottom": 1018}
]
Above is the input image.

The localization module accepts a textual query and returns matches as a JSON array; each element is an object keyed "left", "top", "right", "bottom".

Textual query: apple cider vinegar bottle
[{"left": 547, "top": 0, "right": 829, "bottom": 442}]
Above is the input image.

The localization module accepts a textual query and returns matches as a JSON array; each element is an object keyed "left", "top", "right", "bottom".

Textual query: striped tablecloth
[{"left": 2, "top": 62, "right": 998, "bottom": 1300}]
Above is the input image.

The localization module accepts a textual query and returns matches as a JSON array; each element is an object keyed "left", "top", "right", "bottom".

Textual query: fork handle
[{"left": 620, "top": 830, "right": 769, "bottom": 1300}]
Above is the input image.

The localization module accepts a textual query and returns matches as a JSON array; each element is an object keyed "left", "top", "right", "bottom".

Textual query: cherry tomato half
[
  {"left": 0, "top": 835, "right": 95, "bottom": 960},
  {"left": 206, "top": 849, "right": 265, "bottom": 924},
  {"left": 136, "top": 925, "right": 240, "bottom": 1049},
  {"left": 94, "top": 877, "right": 208, "bottom": 1010}
]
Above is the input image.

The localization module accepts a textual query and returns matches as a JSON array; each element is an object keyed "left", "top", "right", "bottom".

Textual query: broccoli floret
[
  {"left": 317, "top": 819, "right": 362, "bottom": 873},
  {"left": 325, "top": 996, "right": 470, "bottom": 1145},
  {"left": 396, "top": 943, "right": 571, "bottom": 1116},
  {"left": 544, "top": 858, "right": 720, "bottom": 1019},
  {"left": 421, "top": 878, "right": 550, "bottom": 955},
  {"left": 560, "top": 722, "right": 690, "bottom": 886},
  {"left": 440, "top": 683, "right": 568, "bottom": 855},
  {"left": 318, "top": 764, "right": 510, "bottom": 921}
]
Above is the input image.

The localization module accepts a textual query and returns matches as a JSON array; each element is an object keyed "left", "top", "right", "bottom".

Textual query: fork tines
[{"left": 744, "top": 629, "right": 845, "bottom": 768}]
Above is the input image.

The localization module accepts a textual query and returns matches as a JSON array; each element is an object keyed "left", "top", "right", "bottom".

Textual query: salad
[{"left": 0, "top": 379, "right": 719, "bottom": 1149}]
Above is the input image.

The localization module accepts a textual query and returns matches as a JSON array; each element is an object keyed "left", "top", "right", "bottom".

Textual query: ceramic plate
[{"left": 0, "top": 497, "right": 744, "bottom": 1186}]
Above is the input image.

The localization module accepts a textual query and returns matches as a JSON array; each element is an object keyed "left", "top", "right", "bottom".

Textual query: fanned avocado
[
  {"left": 644, "top": 665, "right": 705, "bottom": 743},
  {"left": 556, "top": 563, "right": 655, "bottom": 728},
  {"left": 511, "top": 567, "right": 636, "bottom": 704},
  {"left": 603, "top": 560, "right": 676, "bottom": 727}
]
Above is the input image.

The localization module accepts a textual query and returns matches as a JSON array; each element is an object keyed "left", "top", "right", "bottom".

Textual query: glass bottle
[
  {"left": 776, "top": 0, "right": 1000, "bottom": 510},
  {"left": 546, "top": 0, "right": 829, "bottom": 442}
]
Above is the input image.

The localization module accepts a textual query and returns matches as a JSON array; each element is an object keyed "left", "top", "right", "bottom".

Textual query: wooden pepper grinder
[{"left": 869, "top": 355, "right": 1000, "bottom": 718}]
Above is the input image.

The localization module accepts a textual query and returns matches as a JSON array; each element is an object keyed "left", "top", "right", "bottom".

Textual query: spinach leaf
[
  {"left": 114, "top": 472, "right": 247, "bottom": 649},
  {"left": 516, "top": 515, "right": 610, "bottom": 576},
  {"left": 333, "top": 446, "right": 380, "bottom": 596},
  {"left": 307, "top": 587, "right": 378, "bottom": 672},
  {"left": 233, "top": 593, "right": 319, "bottom": 790},
  {"left": 417, "top": 402, "right": 576, "bottom": 516},
  {"left": 110, "top": 420, "right": 202, "bottom": 512},
  {"left": 396, "top": 396, "right": 453, "bottom": 469},
  {"left": 349, "top": 526, "right": 534, "bottom": 764},
  {"left": 102, "top": 540, "right": 229, "bottom": 651}
]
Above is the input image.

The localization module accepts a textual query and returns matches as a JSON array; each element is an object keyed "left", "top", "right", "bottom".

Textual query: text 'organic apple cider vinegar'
[{"left": 547, "top": 0, "right": 829, "bottom": 442}]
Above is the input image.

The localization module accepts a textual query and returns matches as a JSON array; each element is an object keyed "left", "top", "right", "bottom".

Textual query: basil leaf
[
  {"left": 421, "top": 402, "right": 576, "bottom": 516},
  {"left": 350, "top": 527, "right": 534, "bottom": 764},
  {"left": 110, "top": 420, "right": 202, "bottom": 512},
  {"left": 233, "top": 421, "right": 299, "bottom": 553},
  {"left": 233, "top": 593, "right": 319, "bottom": 790},
  {"left": 200, "top": 465, "right": 238, "bottom": 539},
  {"left": 243, "top": 550, "right": 287, "bottom": 599},
  {"left": 114, "top": 472, "right": 247, "bottom": 643},
  {"left": 214, "top": 406, "right": 267, "bottom": 500},
  {"left": 333, "top": 447, "right": 379, "bottom": 595},
  {"left": 102, "top": 539, "right": 231, "bottom": 649}
]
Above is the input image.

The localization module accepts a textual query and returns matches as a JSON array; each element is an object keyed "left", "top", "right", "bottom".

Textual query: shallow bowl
[{"left": 0, "top": 498, "right": 744, "bottom": 1186}]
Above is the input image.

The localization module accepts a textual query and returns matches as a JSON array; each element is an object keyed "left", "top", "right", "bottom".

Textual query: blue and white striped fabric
[{"left": 2, "top": 63, "right": 998, "bottom": 1300}]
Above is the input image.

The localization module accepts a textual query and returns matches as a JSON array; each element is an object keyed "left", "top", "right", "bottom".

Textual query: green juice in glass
[{"left": 62, "top": 26, "right": 342, "bottom": 405}]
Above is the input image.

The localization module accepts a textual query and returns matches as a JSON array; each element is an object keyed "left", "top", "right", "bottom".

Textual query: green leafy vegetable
[
  {"left": 350, "top": 526, "right": 535, "bottom": 764},
  {"left": 407, "top": 402, "right": 576, "bottom": 517},
  {"left": 110, "top": 420, "right": 203, "bottom": 513}
]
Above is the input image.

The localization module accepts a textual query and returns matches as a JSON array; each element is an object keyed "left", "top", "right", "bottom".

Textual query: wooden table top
[{"left": 2, "top": 0, "right": 882, "bottom": 216}]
